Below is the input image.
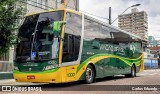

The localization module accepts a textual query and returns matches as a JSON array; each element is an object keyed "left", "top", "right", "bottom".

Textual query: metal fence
[{"left": 144, "top": 58, "right": 160, "bottom": 69}]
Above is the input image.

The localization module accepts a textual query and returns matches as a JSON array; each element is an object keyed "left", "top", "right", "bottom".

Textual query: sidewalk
[
  {"left": 0, "top": 79, "right": 29, "bottom": 85},
  {"left": 0, "top": 79, "right": 45, "bottom": 85},
  {"left": 0, "top": 79, "right": 16, "bottom": 85}
]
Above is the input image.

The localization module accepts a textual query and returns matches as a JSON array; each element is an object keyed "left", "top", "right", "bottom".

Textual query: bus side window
[
  {"left": 63, "top": 34, "right": 73, "bottom": 62},
  {"left": 62, "top": 12, "right": 82, "bottom": 63},
  {"left": 62, "top": 33, "right": 80, "bottom": 62}
]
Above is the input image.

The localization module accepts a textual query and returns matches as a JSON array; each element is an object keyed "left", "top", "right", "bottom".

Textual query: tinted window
[
  {"left": 84, "top": 16, "right": 112, "bottom": 41},
  {"left": 16, "top": 11, "right": 64, "bottom": 62},
  {"left": 19, "top": 14, "right": 39, "bottom": 39},
  {"left": 16, "top": 14, "right": 39, "bottom": 61},
  {"left": 32, "top": 11, "right": 63, "bottom": 60}
]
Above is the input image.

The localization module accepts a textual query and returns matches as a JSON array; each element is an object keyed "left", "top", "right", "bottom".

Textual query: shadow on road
[{"left": 22, "top": 75, "right": 140, "bottom": 89}]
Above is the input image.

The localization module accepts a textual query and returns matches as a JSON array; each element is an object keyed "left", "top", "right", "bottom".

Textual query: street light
[{"left": 110, "top": 4, "right": 141, "bottom": 24}]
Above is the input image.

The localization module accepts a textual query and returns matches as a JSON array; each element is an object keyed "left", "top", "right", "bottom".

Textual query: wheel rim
[{"left": 86, "top": 67, "right": 93, "bottom": 81}]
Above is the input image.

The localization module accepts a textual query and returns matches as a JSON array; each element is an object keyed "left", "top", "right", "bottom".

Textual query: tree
[{"left": 0, "top": 0, "right": 24, "bottom": 54}]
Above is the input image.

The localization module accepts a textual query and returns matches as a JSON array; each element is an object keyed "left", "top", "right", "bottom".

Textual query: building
[
  {"left": 148, "top": 36, "right": 158, "bottom": 47},
  {"left": 144, "top": 48, "right": 155, "bottom": 58},
  {"left": 26, "top": 0, "right": 54, "bottom": 13},
  {"left": 148, "top": 36, "right": 160, "bottom": 47},
  {"left": 156, "top": 40, "right": 160, "bottom": 46},
  {"left": 148, "top": 46, "right": 160, "bottom": 58},
  {"left": 118, "top": 8, "right": 148, "bottom": 39},
  {"left": 25, "top": 0, "right": 78, "bottom": 14}
]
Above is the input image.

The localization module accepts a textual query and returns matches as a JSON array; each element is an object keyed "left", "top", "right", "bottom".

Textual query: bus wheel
[
  {"left": 85, "top": 65, "right": 95, "bottom": 84},
  {"left": 125, "top": 65, "right": 136, "bottom": 77},
  {"left": 131, "top": 65, "right": 136, "bottom": 77}
]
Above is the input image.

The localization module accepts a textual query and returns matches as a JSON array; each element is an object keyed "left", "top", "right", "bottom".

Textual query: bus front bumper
[{"left": 13, "top": 69, "right": 62, "bottom": 83}]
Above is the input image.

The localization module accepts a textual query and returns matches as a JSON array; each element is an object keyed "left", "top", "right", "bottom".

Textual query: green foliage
[{"left": 0, "top": 0, "right": 25, "bottom": 54}]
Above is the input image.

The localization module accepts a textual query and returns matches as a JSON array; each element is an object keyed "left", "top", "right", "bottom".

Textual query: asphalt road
[{"left": 0, "top": 69, "right": 160, "bottom": 94}]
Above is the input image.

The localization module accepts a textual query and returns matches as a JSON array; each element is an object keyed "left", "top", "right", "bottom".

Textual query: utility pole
[
  {"left": 109, "top": 7, "right": 111, "bottom": 24},
  {"left": 111, "top": 4, "right": 141, "bottom": 24},
  {"left": 75, "top": 0, "right": 79, "bottom": 11},
  {"left": 56, "top": 0, "right": 57, "bottom": 8}
]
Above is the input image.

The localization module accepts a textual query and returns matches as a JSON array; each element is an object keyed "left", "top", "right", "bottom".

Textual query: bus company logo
[
  {"left": 99, "top": 44, "right": 125, "bottom": 53},
  {"left": 130, "top": 45, "right": 136, "bottom": 54}
]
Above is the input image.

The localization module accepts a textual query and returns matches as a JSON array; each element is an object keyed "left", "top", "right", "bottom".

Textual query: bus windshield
[{"left": 16, "top": 11, "right": 64, "bottom": 62}]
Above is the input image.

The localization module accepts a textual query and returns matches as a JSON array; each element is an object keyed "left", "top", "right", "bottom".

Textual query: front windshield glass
[
  {"left": 16, "top": 14, "right": 39, "bottom": 61},
  {"left": 16, "top": 11, "right": 64, "bottom": 62}
]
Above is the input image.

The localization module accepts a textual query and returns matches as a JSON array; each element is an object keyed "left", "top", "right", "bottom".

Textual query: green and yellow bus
[{"left": 13, "top": 9, "right": 146, "bottom": 84}]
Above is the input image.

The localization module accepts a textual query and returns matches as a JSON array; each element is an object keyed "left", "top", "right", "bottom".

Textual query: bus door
[
  {"left": 62, "top": 34, "right": 81, "bottom": 81},
  {"left": 61, "top": 12, "right": 82, "bottom": 82}
]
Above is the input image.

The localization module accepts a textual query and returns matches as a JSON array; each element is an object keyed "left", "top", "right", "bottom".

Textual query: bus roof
[{"left": 83, "top": 13, "right": 148, "bottom": 43}]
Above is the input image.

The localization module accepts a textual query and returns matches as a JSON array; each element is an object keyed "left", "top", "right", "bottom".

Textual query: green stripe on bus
[{"left": 76, "top": 53, "right": 142, "bottom": 73}]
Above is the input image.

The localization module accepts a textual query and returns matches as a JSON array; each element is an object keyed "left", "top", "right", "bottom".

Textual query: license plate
[{"left": 27, "top": 75, "right": 35, "bottom": 80}]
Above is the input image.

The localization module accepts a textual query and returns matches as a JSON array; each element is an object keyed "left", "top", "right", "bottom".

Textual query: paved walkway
[{"left": 0, "top": 69, "right": 160, "bottom": 94}]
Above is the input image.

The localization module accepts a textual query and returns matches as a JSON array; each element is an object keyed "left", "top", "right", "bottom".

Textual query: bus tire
[
  {"left": 125, "top": 65, "right": 136, "bottom": 77},
  {"left": 85, "top": 65, "right": 95, "bottom": 84},
  {"left": 131, "top": 65, "right": 136, "bottom": 77}
]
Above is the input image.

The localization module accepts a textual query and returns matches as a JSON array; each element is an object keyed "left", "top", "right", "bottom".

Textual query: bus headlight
[
  {"left": 14, "top": 66, "right": 19, "bottom": 70},
  {"left": 45, "top": 64, "right": 58, "bottom": 70}
]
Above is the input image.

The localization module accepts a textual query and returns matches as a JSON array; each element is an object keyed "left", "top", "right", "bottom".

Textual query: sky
[{"left": 79, "top": 0, "right": 160, "bottom": 40}]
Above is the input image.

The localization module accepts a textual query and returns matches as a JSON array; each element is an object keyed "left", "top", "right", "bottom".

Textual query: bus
[{"left": 13, "top": 9, "right": 146, "bottom": 84}]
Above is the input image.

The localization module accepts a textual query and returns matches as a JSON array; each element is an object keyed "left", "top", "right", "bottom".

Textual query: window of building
[
  {"left": 27, "top": 0, "right": 48, "bottom": 9},
  {"left": 42, "top": 0, "right": 48, "bottom": 9},
  {"left": 37, "top": 0, "right": 42, "bottom": 7}
]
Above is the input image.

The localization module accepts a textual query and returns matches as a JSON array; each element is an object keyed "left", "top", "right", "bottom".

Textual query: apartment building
[
  {"left": 26, "top": 0, "right": 78, "bottom": 14},
  {"left": 118, "top": 8, "right": 148, "bottom": 39}
]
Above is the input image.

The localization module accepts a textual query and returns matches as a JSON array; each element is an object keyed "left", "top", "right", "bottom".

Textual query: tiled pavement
[{"left": 0, "top": 69, "right": 160, "bottom": 94}]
